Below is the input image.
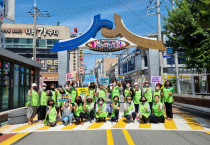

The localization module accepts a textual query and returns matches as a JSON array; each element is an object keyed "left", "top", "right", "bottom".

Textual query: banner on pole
[
  {"left": 78, "top": 87, "right": 89, "bottom": 96},
  {"left": 151, "top": 76, "right": 162, "bottom": 84},
  {"left": 99, "top": 77, "right": 109, "bottom": 85},
  {"left": 84, "top": 75, "right": 95, "bottom": 83}
]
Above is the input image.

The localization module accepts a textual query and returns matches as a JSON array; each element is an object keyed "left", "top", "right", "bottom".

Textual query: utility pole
[{"left": 33, "top": 0, "right": 37, "bottom": 61}]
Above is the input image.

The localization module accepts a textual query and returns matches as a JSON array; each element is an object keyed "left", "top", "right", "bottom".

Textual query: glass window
[
  {"left": 13, "top": 38, "right": 19, "bottom": 44},
  {"left": 5, "top": 38, "right": 12, "bottom": 44},
  {"left": 2, "top": 61, "right": 10, "bottom": 110},
  {"left": 123, "top": 63, "right": 127, "bottom": 73},
  {"left": 25, "top": 68, "right": 30, "bottom": 104},
  {"left": 19, "top": 66, "right": 25, "bottom": 107},
  {"left": 13, "top": 64, "right": 19, "bottom": 108},
  {"left": 144, "top": 56, "right": 148, "bottom": 67},
  {"left": 128, "top": 57, "right": 135, "bottom": 72},
  {"left": 26, "top": 39, "right": 33, "bottom": 44}
]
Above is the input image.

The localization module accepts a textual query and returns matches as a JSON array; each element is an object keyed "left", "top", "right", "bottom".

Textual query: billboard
[
  {"left": 0, "top": 0, "right": 4, "bottom": 22},
  {"left": 4, "top": 0, "right": 15, "bottom": 22}
]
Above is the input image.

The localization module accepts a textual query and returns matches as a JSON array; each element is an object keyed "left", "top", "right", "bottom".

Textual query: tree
[{"left": 163, "top": 0, "right": 210, "bottom": 73}]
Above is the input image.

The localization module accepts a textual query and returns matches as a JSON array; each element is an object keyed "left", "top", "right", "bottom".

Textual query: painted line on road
[
  {"left": 87, "top": 118, "right": 109, "bottom": 129},
  {"left": 122, "top": 129, "right": 135, "bottom": 145},
  {"left": 164, "top": 119, "right": 177, "bottom": 129},
  {"left": 61, "top": 122, "right": 79, "bottom": 130},
  {"left": 0, "top": 132, "right": 30, "bottom": 145},
  {"left": 112, "top": 117, "right": 127, "bottom": 128},
  {"left": 179, "top": 114, "right": 204, "bottom": 130},
  {"left": 205, "top": 131, "right": 210, "bottom": 135},
  {"left": 0, "top": 125, "right": 13, "bottom": 132},
  {"left": 9, "top": 123, "right": 37, "bottom": 132},
  {"left": 139, "top": 123, "right": 151, "bottom": 129},
  {"left": 106, "top": 129, "right": 114, "bottom": 145}
]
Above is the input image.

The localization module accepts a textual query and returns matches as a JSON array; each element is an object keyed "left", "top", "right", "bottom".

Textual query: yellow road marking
[
  {"left": 61, "top": 123, "right": 78, "bottom": 130},
  {"left": 9, "top": 123, "right": 37, "bottom": 132},
  {"left": 112, "top": 117, "right": 127, "bottom": 128},
  {"left": 106, "top": 129, "right": 114, "bottom": 145},
  {"left": 164, "top": 119, "right": 177, "bottom": 129},
  {"left": 36, "top": 125, "right": 51, "bottom": 130},
  {"left": 0, "top": 125, "right": 13, "bottom": 132},
  {"left": 87, "top": 118, "right": 109, "bottom": 129},
  {"left": 205, "top": 131, "right": 210, "bottom": 135},
  {"left": 139, "top": 123, "right": 151, "bottom": 128},
  {"left": 122, "top": 129, "right": 135, "bottom": 145},
  {"left": 179, "top": 114, "right": 204, "bottom": 130},
  {"left": 0, "top": 132, "right": 30, "bottom": 145}
]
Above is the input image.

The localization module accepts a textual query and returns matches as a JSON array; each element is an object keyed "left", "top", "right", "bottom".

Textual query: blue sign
[
  {"left": 50, "top": 14, "right": 113, "bottom": 52},
  {"left": 84, "top": 75, "right": 95, "bottom": 83},
  {"left": 99, "top": 77, "right": 109, "bottom": 85},
  {"left": 116, "top": 77, "right": 123, "bottom": 81},
  {"left": 163, "top": 55, "right": 171, "bottom": 58}
]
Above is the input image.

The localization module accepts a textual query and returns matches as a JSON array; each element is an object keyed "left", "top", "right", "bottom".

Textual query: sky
[{"left": 5, "top": 0, "right": 173, "bottom": 73}]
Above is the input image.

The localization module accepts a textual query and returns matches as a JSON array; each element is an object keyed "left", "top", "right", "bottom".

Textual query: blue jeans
[
  {"left": 62, "top": 113, "right": 73, "bottom": 124},
  {"left": 125, "top": 112, "right": 136, "bottom": 120}
]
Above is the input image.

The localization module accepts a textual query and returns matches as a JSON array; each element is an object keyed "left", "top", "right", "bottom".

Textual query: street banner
[
  {"left": 115, "top": 66, "right": 118, "bottom": 77},
  {"left": 66, "top": 73, "right": 75, "bottom": 81},
  {"left": 84, "top": 75, "right": 95, "bottom": 83},
  {"left": 78, "top": 87, "right": 89, "bottom": 96},
  {"left": 151, "top": 76, "right": 162, "bottom": 84},
  {"left": 58, "top": 94, "right": 71, "bottom": 102},
  {"left": 0, "top": 0, "right": 4, "bottom": 22},
  {"left": 99, "top": 77, "right": 109, "bottom": 85},
  {"left": 116, "top": 77, "right": 123, "bottom": 81}
]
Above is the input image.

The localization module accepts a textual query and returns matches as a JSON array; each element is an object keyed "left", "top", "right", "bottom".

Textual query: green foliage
[{"left": 163, "top": 0, "right": 210, "bottom": 73}]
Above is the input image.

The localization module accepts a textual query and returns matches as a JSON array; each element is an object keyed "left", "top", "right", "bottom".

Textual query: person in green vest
[
  {"left": 111, "top": 79, "right": 122, "bottom": 102},
  {"left": 27, "top": 83, "right": 40, "bottom": 125},
  {"left": 84, "top": 96, "right": 94, "bottom": 123},
  {"left": 56, "top": 84, "right": 66, "bottom": 118},
  {"left": 73, "top": 96, "right": 85, "bottom": 125},
  {"left": 96, "top": 84, "right": 108, "bottom": 102},
  {"left": 70, "top": 81, "right": 78, "bottom": 104},
  {"left": 38, "top": 83, "right": 50, "bottom": 123},
  {"left": 162, "top": 81, "right": 174, "bottom": 120},
  {"left": 150, "top": 95, "right": 165, "bottom": 123},
  {"left": 64, "top": 83, "right": 71, "bottom": 101},
  {"left": 124, "top": 96, "right": 136, "bottom": 123},
  {"left": 133, "top": 82, "right": 142, "bottom": 119},
  {"left": 143, "top": 81, "right": 153, "bottom": 113},
  {"left": 49, "top": 83, "right": 58, "bottom": 107},
  {"left": 88, "top": 82, "right": 96, "bottom": 104},
  {"left": 110, "top": 96, "right": 120, "bottom": 122},
  {"left": 124, "top": 82, "right": 134, "bottom": 102},
  {"left": 45, "top": 99, "right": 57, "bottom": 127},
  {"left": 95, "top": 98, "right": 107, "bottom": 122},
  {"left": 153, "top": 83, "right": 162, "bottom": 103},
  {"left": 138, "top": 96, "right": 151, "bottom": 124}
]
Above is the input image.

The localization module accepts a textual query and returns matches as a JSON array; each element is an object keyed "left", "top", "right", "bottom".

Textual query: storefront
[{"left": 0, "top": 49, "right": 41, "bottom": 111}]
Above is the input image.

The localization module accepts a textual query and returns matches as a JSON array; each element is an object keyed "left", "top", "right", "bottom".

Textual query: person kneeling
[
  {"left": 110, "top": 96, "right": 120, "bottom": 122},
  {"left": 45, "top": 99, "right": 58, "bottom": 127},
  {"left": 150, "top": 95, "right": 165, "bottom": 123},
  {"left": 62, "top": 101, "right": 73, "bottom": 126},
  {"left": 74, "top": 96, "right": 85, "bottom": 125},
  {"left": 95, "top": 98, "right": 108, "bottom": 122},
  {"left": 124, "top": 96, "right": 136, "bottom": 123},
  {"left": 138, "top": 96, "right": 151, "bottom": 124},
  {"left": 85, "top": 96, "right": 95, "bottom": 123}
]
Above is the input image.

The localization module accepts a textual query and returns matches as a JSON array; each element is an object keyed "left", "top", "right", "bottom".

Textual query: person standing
[
  {"left": 70, "top": 81, "right": 78, "bottom": 104},
  {"left": 139, "top": 96, "right": 151, "bottom": 124},
  {"left": 153, "top": 83, "right": 162, "bottom": 103},
  {"left": 111, "top": 79, "right": 122, "bottom": 102},
  {"left": 124, "top": 82, "right": 134, "bottom": 102},
  {"left": 56, "top": 84, "right": 65, "bottom": 116},
  {"left": 49, "top": 83, "right": 58, "bottom": 106},
  {"left": 124, "top": 96, "right": 136, "bottom": 123},
  {"left": 133, "top": 82, "right": 141, "bottom": 119},
  {"left": 27, "top": 83, "right": 40, "bottom": 125},
  {"left": 162, "top": 81, "right": 174, "bottom": 120},
  {"left": 143, "top": 81, "right": 153, "bottom": 112},
  {"left": 88, "top": 82, "right": 96, "bottom": 104},
  {"left": 96, "top": 84, "right": 108, "bottom": 102}
]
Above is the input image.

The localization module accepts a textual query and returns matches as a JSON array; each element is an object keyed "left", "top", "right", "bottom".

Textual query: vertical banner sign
[
  {"left": 78, "top": 87, "right": 89, "bottom": 96},
  {"left": 99, "top": 77, "right": 109, "bottom": 85},
  {"left": 84, "top": 75, "right": 95, "bottom": 83},
  {"left": 151, "top": 76, "right": 162, "bottom": 84},
  {"left": 115, "top": 66, "right": 118, "bottom": 77},
  {"left": 66, "top": 73, "right": 75, "bottom": 81},
  {"left": 0, "top": 0, "right": 4, "bottom": 21}
]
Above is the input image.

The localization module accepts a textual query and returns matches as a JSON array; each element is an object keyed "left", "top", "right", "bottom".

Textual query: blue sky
[{"left": 5, "top": 0, "right": 173, "bottom": 72}]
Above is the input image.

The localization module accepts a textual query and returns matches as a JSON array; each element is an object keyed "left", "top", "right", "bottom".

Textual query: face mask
[
  {"left": 127, "top": 100, "right": 131, "bottom": 103},
  {"left": 114, "top": 99, "right": 118, "bottom": 102},
  {"left": 126, "top": 84, "right": 130, "bottom": 87},
  {"left": 135, "top": 86, "right": 138, "bottom": 88},
  {"left": 99, "top": 101, "right": 103, "bottom": 105},
  {"left": 33, "top": 87, "right": 37, "bottom": 90},
  {"left": 50, "top": 88, "right": 55, "bottom": 91},
  {"left": 65, "top": 87, "right": 68, "bottom": 90},
  {"left": 145, "top": 84, "right": 149, "bottom": 87},
  {"left": 166, "top": 84, "right": 170, "bottom": 86},
  {"left": 155, "top": 99, "right": 159, "bottom": 102},
  {"left": 49, "top": 103, "right": 54, "bottom": 106},
  {"left": 73, "top": 85, "right": 77, "bottom": 88},
  {"left": 156, "top": 87, "right": 160, "bottom": 90},
  {"left": 87, "top": 100, "right": 92, "bottom": 103},
  {"left": 141, "top": 100, "right": 146, "bottom": 102},
  {"left": 113, "top": 83, "right": 116, "bottom": 86},
  {"left": 42, "top": 87, "right": 46, "bottom": 90}
]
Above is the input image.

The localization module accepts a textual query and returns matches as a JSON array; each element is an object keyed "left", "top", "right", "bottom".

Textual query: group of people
[{"left": 26, "top": 79, "right": 174, "bottom": 127}]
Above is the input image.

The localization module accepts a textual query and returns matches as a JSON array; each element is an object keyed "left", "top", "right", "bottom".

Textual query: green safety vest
[
  {"left": 57, "top": 92, "right": 63, "bottom": 107},
  {"left": 48, "top": 106, "right": 57, "bottom": 122},
  {"left": 163, "top": 87, "right": 174, "bottom": 103},
  {"left": 133, "top": 89, "right": 141, "bottom": 104},
  {"left": 124, "top": 102, "right": 134, "bottom": 116},
  {"left": 153, "top": 102, "right": 163, "bottom": 117},
  {"left": 51, "top": 91, "right": 57, "bottom": 104},
  {"left": 111, "top": 86, "right": 120, "bottom": 102},
  {"left": 86, "top": 103, "right": 93, "bottom": 115},
  {"left": 153, "top": 90, "right": 161, "bottom": 103},
  {"left": 140, "top": 103, "right": 150, "bottom": 118},
  {"left": 70, "top": 88, "right": 77, "bottom": 103},
  {"left": 40, "top": 90, "right": 49, "bottom": 106},
  {"left": 99, "top": 89, "right": 106, "bottom": 101},
  {"left": 29, "top": 90, "right": 39, "bottom": 107},
  {"left": 89, "top": 89, "right": 96, "bottom": 103},
  {"left": 124, "top": 87, "right": 132, "bottom": 100},
  {"left": 74, "top": 103, "right": 85, "bottom": 116},
  {"left": 143, "top": 87, "right": 152, "bottom": 103},
  {"left": 110, "top": 102, "right": 119, "bottom": 118},
  {"left": 96, "top": 103, "right": 108, "bottom": 118}
]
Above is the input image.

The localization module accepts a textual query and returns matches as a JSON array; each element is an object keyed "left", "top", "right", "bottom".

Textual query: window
[
  {"left": 13, "top": 38, "right": 19, "bottom": 44},
  {"left": 128, "top": 57, "right": 135, "bottom": 72},
  {"left": 2, "top": 61, "right": 10, "bottom": 110},
  {"left": 13, "top": 64, "right": 19, "bottom": 108},
  {"left": 26, "top": 39, "right": 33, "bottom": 44},
  {"left": 123, "top": 63, "right": 127, "bottom": 73},
  {"left": 25, "top": 68, "right": 30, "bottom": 105},
  {"left": 19, "top": 66, "right": 25, "bottom": 107},
  {"left": 144, "top": 56, "right": 148, "bottom": 67}
]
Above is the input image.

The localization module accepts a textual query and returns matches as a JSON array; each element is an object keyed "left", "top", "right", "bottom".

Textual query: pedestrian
[
  {"left": 56, "top": 84, "right": 65, "bottom": 117},
  {"left": 45, "top": 99, "right": 57, "bottom": 127},
  {"left": 111, "top": 79, "right": 122, "bottom": 102},
  {"left": 61, "top": 101, "right": 73, "bottom": 126},
  {"left": 153, "top": 83, "right": 162, "bottom": 103},
  {"left": 139, "top": 96, "right": 151, "bottom": 124},
  {"left": 27, "top": 83, "right": 40, "bottom": 125},
  {"left": 162, "top": 81, "right": 174, "bottom": 120},
  {"left": 73, "top": 96, "right": 85, "bottom": 125},
  {"left": 150, "top": 95, "right": 165, "bottom": 123},
  {"left": 124, "top": 82, "right": 134, "bottom": 102},
  {"left": 124, "top": 96, "right": 136, "bottom": 123},
  {"left": 143, "top": 81, "right": 153, "bottom": 112},
  {"left": 110, "top": 96, "right": 120, "bottom": 122},
  {"left": 133, "top": 82, "right": 141, "bottom": 119},
  {"left": 70, "top": 81, "right": 78, "bottom": 104},
  {"left": 84, "top": 96, "right": 95, "bottom": 123},
  {"left": 64, "top": 83, "right": 71, "bottom": 101},
  {"left": 95, "top": 98, "right": 107, "bottom": 122},
  {"left": 96, "top": 84, "right": 108, "bottom": 102},
  {"left": 88, "top": 82, "right": 96, "bottom": 104},
  {"left": 38, "top": 83, "right": 50, "bottom": 123},
  {"left": 49, "top": 83, "right": 58, "bottom": 106}
]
